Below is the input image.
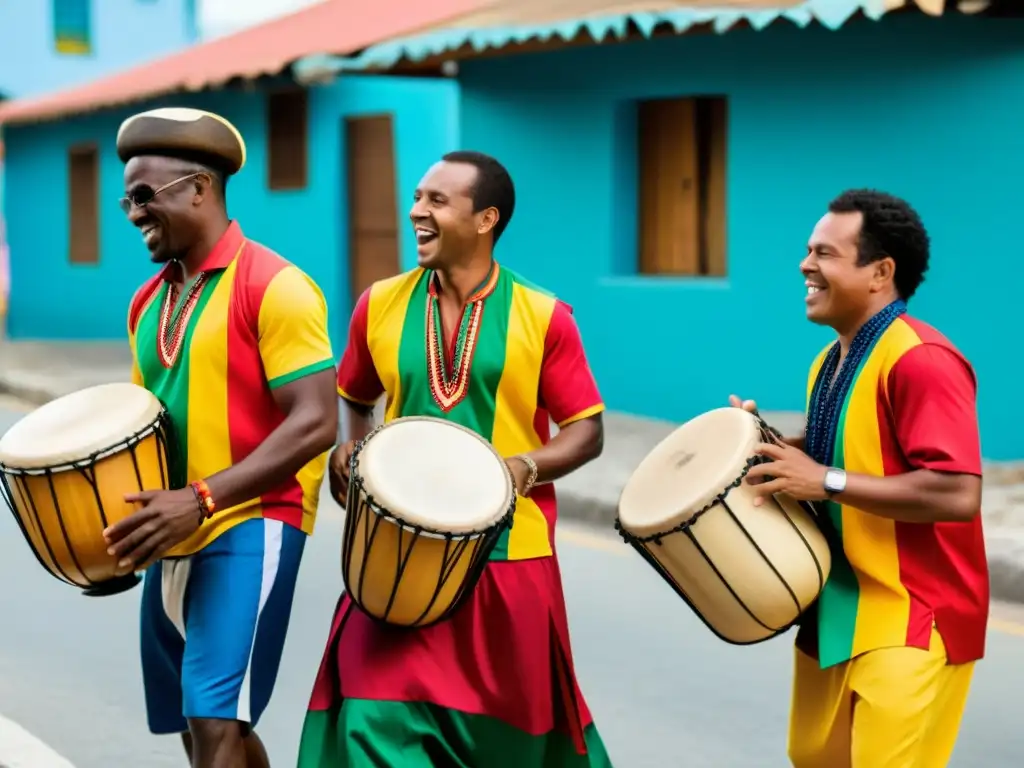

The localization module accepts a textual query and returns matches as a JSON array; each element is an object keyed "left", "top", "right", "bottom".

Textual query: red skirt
[{"left": 305, "top": 555, "right": 599, "bottom": 751}]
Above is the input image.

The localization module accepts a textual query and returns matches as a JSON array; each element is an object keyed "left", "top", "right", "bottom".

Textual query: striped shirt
[
  {"left": 797, "top": 314, "right": 989, "bottom": 668},
  {"left": 127, "top": 221, "right": 335, "bottom": 557},
  {"left": 337, "top": 263, "right": 605, "bottom": 561}
]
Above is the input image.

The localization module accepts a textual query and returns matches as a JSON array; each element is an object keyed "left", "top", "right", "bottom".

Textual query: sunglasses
[{"left": 119, "top": 172, "right": 206, "bottom": 215}]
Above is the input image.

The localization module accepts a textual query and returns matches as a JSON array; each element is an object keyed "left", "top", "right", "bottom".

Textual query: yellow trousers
[{"left": 788, "top": 628, "right": 975, "bottom": 768}]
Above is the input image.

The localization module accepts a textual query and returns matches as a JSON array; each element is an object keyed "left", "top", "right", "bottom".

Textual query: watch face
[{"left": 825, "top": 469, "right": 845, "bottom": 492}]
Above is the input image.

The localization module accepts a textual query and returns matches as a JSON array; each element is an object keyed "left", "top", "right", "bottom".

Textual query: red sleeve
[
  {"left": 888, "top": 343, "right": 981, "bottom": 476},
  {"left": 539, "top": 300, "right": 605, "bottom": 427},
  {"left": 336, "top": 288, "right": 384, "bottom": 406}
]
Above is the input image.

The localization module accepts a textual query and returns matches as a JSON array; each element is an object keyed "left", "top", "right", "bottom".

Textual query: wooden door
[
  {"left": 68, "top": 144, "right": 99, "bottom": 265},
  {"left": 637, "top": 97, "right": 727, "bottom": 277},
  {"left": 345, "top": 115, "right": 400, "bottom": 306},
  {"left": 638, "top": 98, "right": 700, "bottom": 276}
]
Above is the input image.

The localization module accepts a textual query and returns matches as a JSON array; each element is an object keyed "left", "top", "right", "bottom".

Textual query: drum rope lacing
[
  {"left": 613, "top": 416, "right": 826, "bottom": 643},
  {"left": 0, "top": 410, "right": 174, "bottom": 592},
  {"left": 341, "top": 421, "right": 517, "bottom": 629},
  {"left": 344, "top": 422, "right": 517, "bottom": 539},
  {"left": 613, "top": 416, "right": 784, "bottom": 546}
]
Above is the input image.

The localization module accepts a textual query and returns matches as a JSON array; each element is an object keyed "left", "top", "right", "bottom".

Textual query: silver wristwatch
[{"left": 823, "top": 468, "right": 847, "bottom": 497}]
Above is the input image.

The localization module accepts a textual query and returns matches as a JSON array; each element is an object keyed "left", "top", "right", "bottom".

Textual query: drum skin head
[
  {"left": 0, "top": 383, "right": 165, "bottom": 469},
  {"left": 356, "top": 416, "right": 513, "bottom": 534},
  {"left": 618, "top": 407, "right": 761, "bottom": 537}
]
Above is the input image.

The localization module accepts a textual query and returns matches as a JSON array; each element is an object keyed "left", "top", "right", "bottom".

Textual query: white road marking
[{"left": 0, "top": 715, "right": 76, "bottom": 768}]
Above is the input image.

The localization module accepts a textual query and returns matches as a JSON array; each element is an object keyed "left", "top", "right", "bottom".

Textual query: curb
[
  {"left": 0, "top": 715, "right": 76, "bottom": 768},
  {"left": 556, "top": 487, "right": 1024, "bottom": 606}
]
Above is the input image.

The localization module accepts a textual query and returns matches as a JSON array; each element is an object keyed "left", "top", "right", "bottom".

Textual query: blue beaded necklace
[{"left": 804, "top": 299, "right": 907, "bottom": 467}]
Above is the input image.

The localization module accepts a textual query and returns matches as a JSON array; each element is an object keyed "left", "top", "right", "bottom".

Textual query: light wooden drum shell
[
  {"left": 342, "top": 416, "right": 515, "bottom": 629},
  {"left": 616, "top": 407, "right": 832, "bottom": 645},
  {"left": 0, "top": 383, "right": 173, "bottom": 596}
]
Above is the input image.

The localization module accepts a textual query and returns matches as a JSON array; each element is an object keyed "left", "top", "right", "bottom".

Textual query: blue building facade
[
  {"left": 0, "top": 0, "right": 198, "bottom": 100},
  {"left": 1, "top": 75, "right": 460, "bottom": 354},
  {"left": 5, "top": 5, "right": 1023, "bottom": 460},
  {"left": 340, "top": 7, "right": 1021, "bottom": 459}
]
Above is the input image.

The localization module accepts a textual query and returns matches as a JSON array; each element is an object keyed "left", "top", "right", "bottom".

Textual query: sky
[{"left": 199, "top": 0, "right": 324, "bottom": 38}]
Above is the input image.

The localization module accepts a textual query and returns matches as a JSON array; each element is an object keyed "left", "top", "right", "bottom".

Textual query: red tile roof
[{"left": 0, "top": 0, "right": 488, "bottom": 126}]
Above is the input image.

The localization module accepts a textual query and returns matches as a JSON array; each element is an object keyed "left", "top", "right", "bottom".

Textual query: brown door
[
  {"left": 637, "top": 97, "right": 727, "bottom": 277},
  {"left": 345, "top": 115, "right": 400, "bottom": 306}
]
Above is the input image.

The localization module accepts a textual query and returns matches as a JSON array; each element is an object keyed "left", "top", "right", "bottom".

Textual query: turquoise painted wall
[
  {"left": 456, "top": 13, "right": 1024, "bottom": 461},
  {"left": 1, "top": 75, "right": 460, "bottom": 354}
]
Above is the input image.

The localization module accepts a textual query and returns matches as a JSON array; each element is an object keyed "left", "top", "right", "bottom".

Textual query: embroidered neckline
[{"left": 425, "top": 264, "right": 500, "bottom": 412}]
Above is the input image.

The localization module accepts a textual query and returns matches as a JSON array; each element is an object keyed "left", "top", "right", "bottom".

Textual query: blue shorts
[{"left": 139, "top": 517, "right": 306, "bottom": 734}]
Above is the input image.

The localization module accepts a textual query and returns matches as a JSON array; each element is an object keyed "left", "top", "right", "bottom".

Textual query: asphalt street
[{"left": 0, "top": 401, "right": 1022, "bottom": 767}]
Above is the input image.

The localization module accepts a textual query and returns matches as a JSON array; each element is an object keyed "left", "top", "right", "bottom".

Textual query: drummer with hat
[{"left": 103, "top": 107, "right": 338, "bottom": 767}]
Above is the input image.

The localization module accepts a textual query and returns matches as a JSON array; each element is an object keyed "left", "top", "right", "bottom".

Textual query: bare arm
[
  {"left": 834, "top": 470, "right": 981, "bottom": 524},
  {"left": 204, "top": 369, "right": 338, "bottom": 510},
  {"left": 511, "top": 301, "right": 606, "bottom": 494},
  {"left": 328, "top": 398, "right": 380, "bottom": 504},
  {"left": 341, "top": 398, "right": 376, "bottom": 444},
  {"left": 749, "top": 345, "right": 984, "bottom": 525},
  {"left": 843, "top": 344, "right": 983, "bottom": 524},
  {"left": 511, "top": 414, "right": 604, "bottom": 487}
]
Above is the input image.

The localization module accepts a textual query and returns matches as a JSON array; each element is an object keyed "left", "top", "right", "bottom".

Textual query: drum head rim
[
  {"left": 616, "top": 407, "right": 761, "bottom": 538},
  {"left": 0, "top": 383, "right": 167, "bottom": 470},
  {"left": 352, "top": 415, "right": 515, "bottom": 535}
]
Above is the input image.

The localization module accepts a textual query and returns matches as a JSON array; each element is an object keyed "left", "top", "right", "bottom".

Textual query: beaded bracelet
[{"left": 190, "top": 479, "right": 216, "bottom": 523}]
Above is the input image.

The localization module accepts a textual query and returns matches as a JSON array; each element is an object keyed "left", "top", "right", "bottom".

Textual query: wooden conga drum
[
  {"left": 343, "top": 416, "right": 516, "bottom": 628},
  {"left": 615, "top": 407, "right": 832, "bottom": 645},
  {"left": 0, "top": 382, "right": 173, "bottom": 596}
]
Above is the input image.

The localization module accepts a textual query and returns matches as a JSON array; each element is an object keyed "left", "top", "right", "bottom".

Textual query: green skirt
[{"left": 298, "top": 699, "right": 614, "bottom": 768}]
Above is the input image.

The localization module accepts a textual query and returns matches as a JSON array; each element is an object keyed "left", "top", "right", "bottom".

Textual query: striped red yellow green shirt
[
  {"left": 797, "top": 314, "right": 988, "bottom": 669},
  {"left": 127, "top": 221, "right": 335, "bottom": 557},
  {"left": 337, "top": 263, "right": 605, "bottom": 561}
]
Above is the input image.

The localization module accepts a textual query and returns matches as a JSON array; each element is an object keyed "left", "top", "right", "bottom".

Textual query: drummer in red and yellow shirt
[
  {"left": 733, "top": 189, "right": 988, "bottom": 767},
  {"left": 103, "top": 108, "right": 338, "bottom": 767}
]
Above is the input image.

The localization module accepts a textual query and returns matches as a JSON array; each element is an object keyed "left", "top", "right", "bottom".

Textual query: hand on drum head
[
  {"left": 728, "top": 394, "right": 758, "bottom": 414},
  {"left": 745, "top": 441, "right": 829, "bottom": 506},
  {"left": 103, "top": 488, "right": 202, "bottom": 574},
  {"left": 328, "top": 440, "right": 357, "bottom": 507}
]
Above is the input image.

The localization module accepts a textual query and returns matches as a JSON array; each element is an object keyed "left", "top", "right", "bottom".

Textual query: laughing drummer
[
  {"left": 297, "top": 152, "right": 614, "bottom": 767},
  {"left": 731, "top": 189, "right": 988, "bottom": 767},
  {"left": 102, "top": 108, "right": 338, "bottom": 767}
]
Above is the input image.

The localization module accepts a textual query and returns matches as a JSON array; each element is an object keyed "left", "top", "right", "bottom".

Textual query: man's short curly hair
[{"left": 828, "top": 189, "right": 930, "bottom": 301}]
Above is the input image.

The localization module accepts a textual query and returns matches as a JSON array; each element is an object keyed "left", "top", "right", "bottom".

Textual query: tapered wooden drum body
[
  {"left": 342, "top": 416, "right": 516, "bottom": 629},
  {"left": 0, "top": 383, "right": 173, "bottom": 596},
  {"left": 616, "top": 408, "right": 832, "bottom": 644}
]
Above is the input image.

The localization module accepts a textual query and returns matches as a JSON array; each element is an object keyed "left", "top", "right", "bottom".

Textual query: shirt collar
[
  {"left": 160, "top": 220, "right": 245, "bottom": 283},
  {"left": 428, "top": 261, "right": 501, "bottom": 303}
]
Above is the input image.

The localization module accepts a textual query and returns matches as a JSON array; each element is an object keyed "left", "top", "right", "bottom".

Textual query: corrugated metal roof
[
  {"left": 0, "top": 0, "right": 490, "bottom": 126},
  {"left": 296, "top": 0, "right": 915, "bottom": 74}
]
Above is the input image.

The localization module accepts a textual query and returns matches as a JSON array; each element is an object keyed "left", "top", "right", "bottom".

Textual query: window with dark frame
[
  {"left": 267, "top": 88, "right": 309, "bottom": 191},
  {"left": 637, "top": 96, "right": 728, "bottom": 277},
  {"left": 68, "top": 144, "right": 100, "bottom": 265}
]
